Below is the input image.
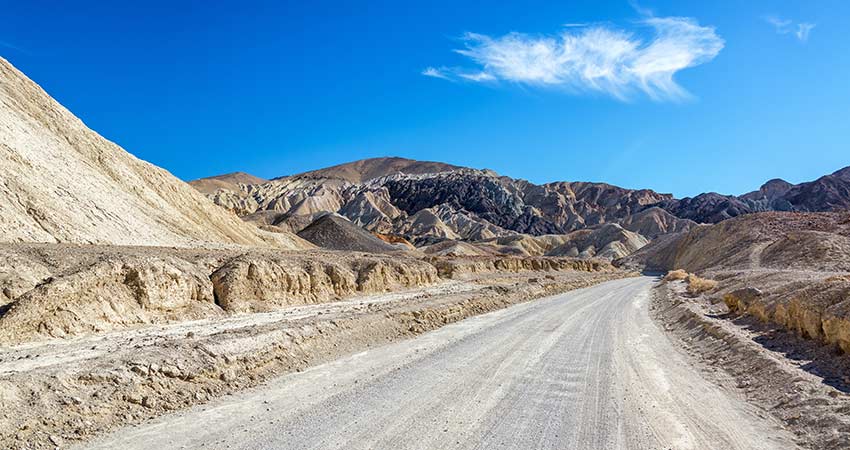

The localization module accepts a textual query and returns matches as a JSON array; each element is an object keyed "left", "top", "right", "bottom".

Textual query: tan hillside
[
  {"left": 620, "top": 211, "right": 850, "bottom": 357},
  {"left": 0, "top": 57, "right": 306, "bottom": 249},
  {"left": 189, "top": 171, "right": 268, "bottom": 195},
  {"left": 290, "top": 156, "right": 462, "bottom": 183}
]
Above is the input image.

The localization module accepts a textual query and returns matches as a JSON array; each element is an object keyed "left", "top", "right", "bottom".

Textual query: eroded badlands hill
[
  {"left": 620, "top": 211, "right": 850, "bottom": 354},
  {"left": 191, "top": 159, "right": 696, "bottom": 258},
  {"left": 0, "top": 57, "right": 305, "bottom": 249},
  {"left": 192, "top": 154, "right": 850, "bottom": 264}
]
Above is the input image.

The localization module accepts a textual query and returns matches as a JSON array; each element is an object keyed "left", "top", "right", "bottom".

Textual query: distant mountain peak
[
  {"left": 757, "top": 178, "right": 793, "bottom": 199},
  {"left": 832, "top": 166, "right": 850, "bottom": 180},
  {"left": 284, "top": 157, "right": 464, "bottom": 184},
  {"left": 189, "top": 172, "right": 268, "bottom": 195},
  {"left": 761, "top": 178, "right": 792, "bottom": 189}
]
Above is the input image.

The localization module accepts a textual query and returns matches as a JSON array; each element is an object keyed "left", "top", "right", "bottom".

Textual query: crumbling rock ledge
[
  {"left": 425, "top": 255, "right": 613, "bottom": 279},
  {"left": 655, "top": 280, "right": 850, "bottom": 450},
  {"left": 0, "top": 245, "right": 614, "bottom": 345},
  {"left": 210, "top": 254, "right": 438, "bottom": 312},
  {"left": 0, "top": 244, "right": 439, "bottom": 344},
  {"left": 723, "top": 275, "right": 850, "bottom": 354}
]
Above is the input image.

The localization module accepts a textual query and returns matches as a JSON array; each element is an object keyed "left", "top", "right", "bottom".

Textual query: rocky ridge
[
  {"left": 193, "top": 163, "right": 697, "bottom": 258},
  {"left": 192, "top": 158, "right": 850, "bottom": 258},
  {"left": 656, "top": 167, "right": 850, "bottom": 223},
  {"left": 0, "top": 244, "right": 441, "bottom": 344}
]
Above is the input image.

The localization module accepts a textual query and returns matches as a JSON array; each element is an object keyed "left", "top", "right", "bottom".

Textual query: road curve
[{"left": 84, "top": 277, "right": 796, "bottom": 450}]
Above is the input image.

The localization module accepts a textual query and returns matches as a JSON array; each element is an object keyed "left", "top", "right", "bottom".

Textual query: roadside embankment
[
  {"left": 619, "top": 212, "right": 850, "bottom": 355},
  {"left": 0, "top": 244, "right": 440, "bottom": 344},
  {"left": 722, "top": 272, "right": 850, "bottom": 354},
  {"left": 0, "top": 269, "right": 628, "bottom": 449},
  {"left": 653, "top": 279, "right": 850, "bottom": 450},
  {"left": 0, "top": 245, "right": 621, "bottom": 345}
]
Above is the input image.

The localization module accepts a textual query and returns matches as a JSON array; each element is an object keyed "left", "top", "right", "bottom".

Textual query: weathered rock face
[
  {"left": 617, "top": 207, "right": 696, "bottom": 239},
  {"left": 394, "top": 203, "right": 515, "bottom": 244},
  {"left": 531, "top": 181, "right": 672, "bottom": 231},
  {"left": 210, "top": 254, "right": 438, "bottom": 312},
  {"left": 657, "top": 193, "right": 756, "bottom": 224},
  {"left": 0, "top": 243, "right": 615, "bottom": 344},
  {"left": 546, "top": 223, "right": 649, "bottom": 259},
  {"left": 723, "top": 275, "right": 850, "bottom": 354},
  {"left": 0, "top": 254, "right": 220, "bottom": 342},
  {"left": 425, "top": 255, "right": 613, "bottom": 279},
  {"left": 739, "top": 178, "right": 793, "bottom": 206},
  {"left": 781, "top": 170, "right": 850, "bottom": 212},
  {"left": 619, "top": 211, "right": 850, "bottom": 273},
  {"left": 0, "top": 57, "right": 305, "bottom": 249},
  {"left": 383, "top": 172, "right": 536, "bottom": 232},
  {"left": 194, "top": 165, "right": 675, "bottom": 256},
  {"left": 629, "top": 211, "right": 850, "bottom": 355},
  {"left": 0, "top": 244, "right": 440, "bottom": 343}
]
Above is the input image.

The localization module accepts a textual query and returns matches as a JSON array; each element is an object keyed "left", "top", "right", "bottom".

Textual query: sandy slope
[
  {"left": 0, "top": 57, "right": 305, "bottom": 248},
  {"left": 84, "top": 278, "right": 795, "bottom": 450}
]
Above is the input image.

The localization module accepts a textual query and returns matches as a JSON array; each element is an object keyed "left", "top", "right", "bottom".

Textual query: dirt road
[{"left": 84, "top": 277, "right": 796, "bottom": 449}]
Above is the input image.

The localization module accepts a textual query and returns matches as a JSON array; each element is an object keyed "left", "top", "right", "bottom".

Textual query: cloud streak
[
  {"left": 764, "top": 16, "right": 815, "bottom": 42},
  {"left": 424, "top": 16, "right": 724, "bottom": 101},
  {"left": 422, "top": 67, "right": 451, "bottom": 80},
  {"left": 0, "top": 40, "right": 28, "bottom": 54}
]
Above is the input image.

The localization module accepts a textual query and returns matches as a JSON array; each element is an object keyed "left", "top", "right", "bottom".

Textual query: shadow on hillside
[{"left": 711, "top": 312, "right": 850, "bottom": 393}]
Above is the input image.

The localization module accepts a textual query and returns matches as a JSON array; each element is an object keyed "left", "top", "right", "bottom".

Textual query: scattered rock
[{"left": 141, "top": 396, "right": 157, "bottom": 409}]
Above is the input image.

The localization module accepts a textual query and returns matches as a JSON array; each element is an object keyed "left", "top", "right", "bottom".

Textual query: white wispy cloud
[
  {"left": 458, "top": 71, "right": 496, "bottom": 82},
  {"left": 795, "top": 22, "right": 816, "bottom": 42},
  {"left": 422, "top": 66, "right": 451, "bottom": 80},
  {"left": 424, "top": 16, "right": 724, "bottom": 101},
  {"left": 764, "top": 15, "right": 816, "bottom": 42}
]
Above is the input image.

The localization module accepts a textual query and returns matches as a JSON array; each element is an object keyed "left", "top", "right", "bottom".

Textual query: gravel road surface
[{"left": 84, "top": 277, "right": 796, "bottom": 450}]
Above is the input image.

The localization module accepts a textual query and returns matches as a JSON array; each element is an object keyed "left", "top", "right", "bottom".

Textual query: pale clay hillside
[{"left": 0, "top": 57, "right": 308, "bottom": 249}]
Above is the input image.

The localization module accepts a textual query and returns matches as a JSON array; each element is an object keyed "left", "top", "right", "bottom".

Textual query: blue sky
[{"left": 1, "top": 0, "right": 847, "bottom": 197}]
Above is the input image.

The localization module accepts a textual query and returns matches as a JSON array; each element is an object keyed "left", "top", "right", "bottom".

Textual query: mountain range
[
  {"left": 1, "top": 52, "right": 846, "bottom": 261},
  {"left": 190, "top": 157, "right": 850, "bottom": 258},
  {"left": 658, "top": 167, "right": 850, "bottom": 223}
]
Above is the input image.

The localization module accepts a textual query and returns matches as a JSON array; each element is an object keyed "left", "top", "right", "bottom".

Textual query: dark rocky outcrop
[{"left": 658, "top": 167, "right": 850, "bottom": 223}]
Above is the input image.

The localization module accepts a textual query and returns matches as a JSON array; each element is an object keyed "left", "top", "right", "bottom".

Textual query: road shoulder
[{"left": 652, "top": 279, "right": 850, "bottom": 450}]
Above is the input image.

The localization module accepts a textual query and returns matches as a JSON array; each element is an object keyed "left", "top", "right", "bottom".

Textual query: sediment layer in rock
[{"left": 0, "top": 244, "right": 439, "bottom": 344}]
